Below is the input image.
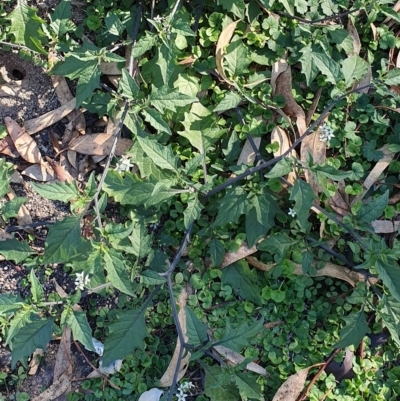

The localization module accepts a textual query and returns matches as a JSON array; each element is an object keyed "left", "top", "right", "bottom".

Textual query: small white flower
[
  {"left": 179, "top": 382, "right": 194, "bottom": 391},
  {"left": 75, "top": 272, "right": 90, "bottom": 291},
  {"left": 288, "top": 208, "right": 296, "bottom": 217},
  {"left": 319, "top": 122, "right": 335, "bottom": 142},
  {"left": 176, "top": 393, "right": 187, "bottom": 401},
  {"left": 153, "top": 15, "right": 163, "bottom": 23},
  {"left": 115, "top": 155, "right": 134, "bottom": 173}
]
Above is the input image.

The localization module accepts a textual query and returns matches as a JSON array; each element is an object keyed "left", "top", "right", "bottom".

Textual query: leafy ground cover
[{"left": 1, "top": 0, "right": 400, "bottom": 400}]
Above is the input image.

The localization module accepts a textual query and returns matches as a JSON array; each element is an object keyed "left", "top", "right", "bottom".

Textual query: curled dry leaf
[
  {"left": 53, "top": 326, "right": 72, "bottom": 381},
  {"left": 159, "top": 284, "right": 191, "bottom": 387},
  {"left": 351, "top": 144, "right": 395, "bottom": 205},
  {"left": 271, "top": 56, "right": 289, "bottom": 93},
  {"left": 237, "top": 137, "right": 261, "bottom": 165},
  {"left": 305, "top": 87, "right": 322, "bottom": 125},
  {"left": 347, "top": 19, "right": 361, "bottom": 55},
  {"left": 272, "top": 367, "right": 312, "bottom": 401},
  {"left": 28, "top": 348, "right": 44, "bottom": 375},
  {"left": 31, "top": 372, "right": 71, "bottom": 401},
  {"left": 0, "top": 136, "right": 19, "bottom": 158},
  {"left": 371, "top": 220, "right": 400, "bottom": 233},
  {"left": 325, "top": 348, "right": 354, "bottom": 382},
  {"left": 221, "top": 243, "right": 257, "bottom": 268},
  {"left": 216, "top": 20, "right": 240, "bottom": 85},
  {"left": 21, "top": 164, "right": 55, "bottom": 182},
  {"left": 45, "top": 157, "right": 74, "bottom": 183},
  {"left": 7, "top": 188, "right": 33, "bottom": 232},
  {"left": 245, "top": 256, "right": 378, "bottom": 287},
  {"left": 99, "top": 61, "right": 122, "bottom": 76},
  {"left": 213, "top": 344, "right": 268, "bottom": 377},
  {"left": 4, "top": 117, "right": 45, "bottom": 165},
  {"left": 69, "top": 133, "right": 133, "bottom": 156}
]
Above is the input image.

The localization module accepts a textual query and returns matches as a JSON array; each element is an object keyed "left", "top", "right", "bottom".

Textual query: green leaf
[
  {"left": 385, "top": 68, "right": 400, "bottom": 85},
  {"left": 264, "top": 158, "right": 293, "bottom": 178},
  {"left": 222, "top": 261, "right": 262, "bottom": 305},
  {"left": 357, "top": 190, "right": 389, "bottom": 223},
  {"left": 289, "top": 179, "right": 315, "bottom": 229},
  {"left": 145, "top": 181, "right": 180, "bottom": 207},
  {"left": 301, "top": 250, "right": 314, "bottom": 275},
  {"left": 311, "top": 51, "right": 342, "bottom": 84},
  {"left": 140, "top": 270, "right": 167, "bottom": 285},
  {"left": 299, "top": 45, "right": 319, "bottom": 85},
  {"left": 219, "top": 319, "right": 264, "bottom": 351},
  {"left": 204, "top": 365, "right": 240, "bottom": 401},
  {"left": 208, "top": 238, "right": 225, "bottom": 267},
  {"left": 257, "top": 232, "right": 298, "bottom": 261},
  {"left": 173, "top": 73, "right": 201, "bottom": 97},
  {"left": 29, "top": 270, "right": 44, "bottom": 303},
  {"left": 334, "top": 309, "right": 369, "bottom": 348},
  {"left": 1, "top": 197, "right": 28, "bottom": 221},
  {"left": 213, "top": 92, "right": 242, "bottom": 112},
  {"left": 50, "top": 0, "right": 74, "bottom": 37},
  {"left": 65, "top": 309, "right": 95, "bottom": 352},
  {"left": 141, "top": 108, "right": 172, "bottom": 136},
  {"left": 149, "top": 85, "right": 198, "bottom": 113},
  {"left": 11, "top": 318, "right": 54, "bottom": 369},
  {"left": 103, "top": 307, "right": 149, "bottom": 366},
  {"left": 42, "top": 216, "right": 83, "bottom": 264},
  {"left": 213, "top": 187, "right": 248, "bottom": 227},
  {"left": 0, "top": 160, "right": 11, "bottom": 198},
  {"left": 129, "top": 142, "right": 165, "bottom": 180},
  {"left": 341, "top": 55, "right": 369, "bottom": 87},
  {"left": 380, "top": 6, "right": 400, "bottom": 25},
  {"left": 379, "top": 295, "right": 400, "bottom": 347},
  {"left": 0, "top": 238, "right": 33, "bottom": 263},
  {"left": 128, "top": 220, "right": 152, "bottom": 259},
  {"left": 225, "top": 37, "right": 251, "bottom": 77},
  {"left": 311, "top": 164, "right": 353, "bottom": 180},
  {"left": 185, "top": 306, "right": 208, "bottom": 346},
  {"left": 217, "top": 0, "right": 246, "bottom": 18},
  {"left": 6, "top": 310, "right": 33, "bottom": 345},
  {"left": 234, "top": 371, "right": 264, "bottom": 401},
  {"left": 103, "top": 249, "right": 135, "bottom": 296},
  {"left": 30, "top": 181, "right": 80, "bottom": 202},
  {"left": 376, "top": 259, "right": 400, "bottom": 302},
  {"left": 184, "top": 195, "right": 203, "bottom": 229},
  {"left": 76, "top": 61, "right": 101, "bottom": 108},
  {"left": 132, "top": 32, "right": 157, "bottom": 58},
  {"left": 6, "top": 2, "right": 47, "bottom": 54},
  {"left": 136, "top": 132, "right": 179, "bottom": 172},
  {"left": 0, "top": 293, "right": 24, "bottom": 315},
  {"left": 119, "top": 69, "right": 139, "bottom": 100},
  {"left": 363, "top": 140, "right": 384, "bottom": 162}
]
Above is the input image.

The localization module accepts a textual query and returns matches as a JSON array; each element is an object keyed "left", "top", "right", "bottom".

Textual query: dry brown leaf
[
  {"left": 216, "top": 20, "right": 240, "bottom": 85},
  {"left": 221, "top": 243, "right": 257, "bottom": 268},
  {"left": 53, "top": 326, "right": 72, "bottom": 381},
  {"left": 0, "top": 231, "right": 14, "bottom": 241},
  {"left": 328, "top": 189, "right": 351, "bottom": 218},
  {"left": 45, "top": 157, "right": 74, "bottom": 183},
  {"left": 159, "top": 284, "right": 191, "bottom": 387},
  {"left": 301, "top": 131, "right": 326, "bottom": 197},
  {"left": 271, "top": 56, "right": 289, "bottom": 93},
  {"left": 397, "top": 52, "right": 400, "bottom": 69},
  {"left": 306, "top": 87, "right": 322, "bottom": 125},
  {"left": 351, "top": 144, "right": 395, "bottom": 205},
  {"left": 4, "top": 117, "right": 45, "bottom": 165},
  {"left": 28, "top": 348, "right": 44, "bottom": 375},
  {"left": 370, "top": 23, "right": 378, "bottom": 41},
  {"left": 24, "top": 98, "right": 80, "bottom": 135},
  {"left": 53, "top": 278, "right": 69, "bottom": 298},
  {"left": 31, "top": 371, "right": 71, "bottom": 401},
  {"left": 272, "top": 367, "right": 312, "bottom": 401},
  {"left": 99, "top": 61, "right": 122, "bottom": 75},
  {"left": 107, "top": 75, "right": 121, "bottom": 88},
  {"left": 347, "top": 19, "right": 361, "bottom": 55},
  {"left": 371, "top": 220, "right": 400, "bottom": 233},
  {"left": 7, "top": 188, "right": 33, "bottom": 231},
  {"left": 246, "top": 256, "right": 378, "bottom": 287},
  {"left": 237, "top": 137, "right": 261, "bottom": 165},
  {"left": 0, "top": 136, "right": 19, "bottom": 158},
  {"left": 178, "top": 55, "right": 196, "bottom": 66},
  {"left": 69, "top": 133, "right": 133, "bottom": 156},
  {"left": 213, "top": 345, "right": 268, "bottom": 377},
  {"left": 21, "top": 164, "right": 55, "bottom": 182},
  {"left": 357, "top": 64, "right": 372, "bottom": 93},
  {"left": 264, "top": 321, "right": 284, "bottom": 329}
]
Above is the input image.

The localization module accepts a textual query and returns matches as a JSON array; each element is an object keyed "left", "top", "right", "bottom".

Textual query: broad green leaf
[
  {"left": 311, "top": 164, "right": 352, "bottom": 181},
  {"left": 140, "top": 270, "right": 167, "bottom": 285},
  {"left": 103, "top": 170, "right": 155, "bottom": 205},
  {"left": 217, "top": 0, "right": 246, "bottom": 18},
  {"left": 144, "top": 180, "right": 180, "bottom": 207},
  {"left": 257, "top": 232, "right": 298, "bottom": 261},
  {"left": 376, "top": 259, "right": 400, "bottom": 302},
  {"left": 265, "top": 158, "right": 293, "bottom": 178},
  {"left": 183, "top": 196, "right": 203, "bottom": 229},
  {"left": 6, "top": 2, "right": 47, "bottom": 54},
  {"left": 173, "top": 73, "right": 200, "bottom": 97},
  {"left": 6, "top": 310, "right": 33, "bottom": 345},
  {"left": 379, "top": 295, "right": 400, "bottom": 347},
  {"left": 234, "top": 371, "right": 264, "bottom": 401},
  {"left": 384, "top": 68, "right": 400, "bottom": 85},
  {"left": 380, "top": 6, "right": 400, "bottom": 25},
  {"left": 0, "top": 160, "right": 11, "bottom": 198},
  {"left": 50, "top": 0, "right": 74, "bottom": 37},
  {"left": 141, "top": 108, "right": 172, "bottom": 136},
  {"left": 119, "top": 69, "right": 139, "bottom": 100},
  {"left": 76, "top": 61, "right": 101, "bottom": 107},
  {"left": 212, "top": 187, "right": 248, "bottom": 227},
  {"left": 334, "top": 309, "right": 369, "bottom": 348},
  {"left": 299, "top": 45, "right": 319, "bottom": 85},
  {"left": 357, "top": 190, "right": 389, "bottom": 223},
  {"left": 103, "top": 249, "right": 135, "bottom": 296},
  {"left": 341, "top": 55, "right": 369, "bottom": 87},
  {"left": 11, "top": 318, "right": 54, "bottom": 369},
  {"left": 136, "top": 133, "right": 179, "bottom": 172},
  {"left": 213, "top": 92, "right": 242, "bottom": 112},
  {"left": 219, "top": 319, "right": 264, "bottom": 351},
  {"left": 0, "top": 293, "right": 24, "bottom": 315},
  {"left": 1, "top": 197, "right": 28, "bottom": 221},
  {"left": 289, "top": 179, "right": 315, "bottom": 229},
  {"left": 311, "top": 52, "right": 342, "bottom": 84},
  {"left": 208, "top": 238, "right": 225, "bottom": 267},
  {"left": 30, "top": 181, "right": 79, "bottom": 202},
  {"left": 128, "top": 142, "right": 165, "bottom": 180},
  {"left": 0, "top": 238, "right": 33, "bottom": 263},
  {"left": 128, "top": 220, "right": 152, "bottom": 259},
  {"left": 103, "top": 307, "right": 149, "bottom": 365},
  {"left": 132, "top": 32, "right": 157, "bottom": 58},
  {"left": 225, "top": 37, "right": 251, "bottom": 77},
  {"left": 204, "top": 365, "right": 240, "bottom": 401},
  {"left": 221, "top": 261, "right": 262, "bottom": 305},
  {"left": 42, "top": 215, "right": 83, "bottom": 263},
  {"left": 149, "top": 85, "right": 198, "bottom": 113},
  {"left": 301, "top": 250, "right": 314, "bottom": 275},
  {"left": 65, "top": 309, "right": 95, "bottom": 352},
  {"left": 29, "top": 270, "right": 44, "bottom": 303},
  {"left": 185, "top": 306, "right": 208, "bottom": 346}
]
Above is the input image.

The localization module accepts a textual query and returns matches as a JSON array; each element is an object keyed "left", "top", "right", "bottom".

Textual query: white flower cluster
[
  {"left": 75, "top": 272, "right": 90, "bottom": 291},
  {"left": 319, "top": 122, "right": 335, "bottom": 142},
  {"left": 115, "top": 155, "right": 134, "bottom": 173},
  {"left": 176, "top": 381, "right": 194, "bottom": 401}
]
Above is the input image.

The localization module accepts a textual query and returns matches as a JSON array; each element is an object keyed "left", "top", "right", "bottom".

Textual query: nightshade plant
[{"left": 1, "top": 0, "right": 400, "bottom": 400}]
